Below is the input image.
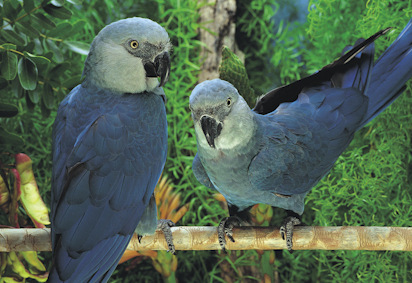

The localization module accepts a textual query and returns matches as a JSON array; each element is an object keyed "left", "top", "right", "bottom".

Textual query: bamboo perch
[{"left": 0, "top": 226, "right": 411, "bottom": 252}]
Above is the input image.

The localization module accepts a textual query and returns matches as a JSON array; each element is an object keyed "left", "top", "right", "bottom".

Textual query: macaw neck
[
  {"left": 215, "top": 108, "right": 257, "bottom": 151},
  {"left": 81, "top": 74, "right": 159, "bottom": 95},
  {"left": 73, "top": 82, "right": 166, "bottom": 112}
]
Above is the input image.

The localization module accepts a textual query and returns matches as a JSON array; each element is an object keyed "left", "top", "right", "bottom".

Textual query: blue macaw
[
  {"left": 49, "top": 17, "right": 172, "bottom": 282},
  {"left": 189, "top": 19, "right": 412, "bottom": 251}
]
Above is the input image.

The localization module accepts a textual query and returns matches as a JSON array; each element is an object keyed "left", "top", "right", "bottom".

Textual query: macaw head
[
  {"left": 83, "top": 17, "right": 171, "bottom": 94},
  {"left": 189, "top": 79, "right": 256, "bottom": 150}
]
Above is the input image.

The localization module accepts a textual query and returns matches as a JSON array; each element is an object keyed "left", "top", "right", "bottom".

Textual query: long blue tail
[{"left": 360, "top": 18, "right": 412, "bottom": 128}]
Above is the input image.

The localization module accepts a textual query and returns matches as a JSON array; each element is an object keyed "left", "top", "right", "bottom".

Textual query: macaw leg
[
  {"left": 134, "top": 195, "right": 176, "bottom": 253},
  {"left": 217, "top": 204, "right": 252, "bottom": 252},
  {"left": 136, "top": 219, "right": 176, "bottom": 253},
  {"left": 157, "top": 219, "right": 176, "bottom": 254},
  {"left": 279, "top": 210, "right": 302, "bottom": 251}
]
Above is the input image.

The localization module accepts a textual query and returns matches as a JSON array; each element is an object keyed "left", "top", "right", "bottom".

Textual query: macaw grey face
[
  {"left": 121, "top": 37, "right": 171, "bottom": 87},
  {"left": 190, "top": 79, "right": 255, "bottom": 150},
  {"left": 84, "top": 17, "right": 171, "bottom": 93}
]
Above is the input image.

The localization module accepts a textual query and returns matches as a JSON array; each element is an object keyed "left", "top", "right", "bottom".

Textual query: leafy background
[{"left": 0, "top": 0, "right": 411, "bottom": 282}]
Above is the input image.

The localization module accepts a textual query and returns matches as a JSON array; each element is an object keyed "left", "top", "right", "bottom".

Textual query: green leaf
[
  {"left": 30, "top": 14, "right": 56, "bottom": 30},
  {"left": 12, "top": 77, "right": 24, "bottom": 99},
  {"left": 28, "top": 89, "right": 40, "bottom": 104},
  {"left": 33, "top": 38, "right": 44, "bottom": 54},
  {"left": 15, "top": 21, "right": 40, "bottom": 38},
  {"left": 42, "top": 84, "right": 55, "bottom": 109},
  {"left": 25, "top": 90, "right": 35, "bottom": 110},
  {"left": 62, "top": 74, "right": 82, "bottom": 89},
  {"left": 67, "top": 0, "right": 82, "bottom": 4},
  {"left": 51, "top": 0, "right": 65, "bottom": 7},
  {"left": 3, "top": 1, "right": 19, "bottom": 21},
  {"left": 1, "top": 51, "right": 18, "bottom": 80},
  {"left": 219, "top": 46, "right": 256, "bottom": 107},
  {"left": 1, "top": 44, "right": 17, "bottom": 50},
  {"left": 0, "top": 78, "right": 8, "bottom": 90},
  {"left": 40, "top": 98, "right": 51, "bottom": 118},
  {"left": 23, "top": 0, "right": 36, "bottom": 13},
  {"left": 1, "top": 29, "right": 26, "bottom": 46},
  {"left": 71, "top": 20, "right": 87, "bottom": 35},
  {"left": 43, "top": 51, "right": 54, "bottom": 61},
  {"left": 18, "top": 57, "right": 38, "bottom": 90},
  {"left": 63, "top": 41, "right": 90, "bottom": 55},
  {"left": 48, "top": 22, "right": 73, "bottom": 38},
  {"left": 43, "top": 4, "right": 72, "bottom": 19},
  {"left": 0, "top": 127, "right": 24, "bottom": 146},
  {"left": 46, "top": 39, "right": 63, "bottom": 63},
  {"left": 23, "top": 51, "right": 51, "bottom": 65},
  {"left": 0, "top": 103, "right": 18, "bottom": 117},
  {"left": 9, "top": 0, "right": 21, "bottom": 9},
  {"left": 48, "top": 62, "right": 69, "bottom": 82}
]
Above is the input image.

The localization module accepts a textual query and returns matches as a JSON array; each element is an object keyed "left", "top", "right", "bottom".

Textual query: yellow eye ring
[
  {"left": 130, "top": 40, "right": 139, "bottom": 49},
  {"left": 226, "top": 98, "right": 232, "bottom": 107}
]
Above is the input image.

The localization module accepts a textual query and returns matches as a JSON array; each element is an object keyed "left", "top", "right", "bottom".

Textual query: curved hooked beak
[
  {"left": 201, "top": 115, "right": 222, "bottom": 148},
  {"left": 143, "top": 51, "right": 171, "bottom": 87}
]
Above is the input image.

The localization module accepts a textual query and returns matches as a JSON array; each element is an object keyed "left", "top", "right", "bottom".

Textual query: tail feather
[
  {"left": 254, "top": 27, "right": 390, "bottom": 115},
  {"left": 360, "top": 19, "right": 412, "bottom": 127},
  {"left": 331, "top": 39, "right": 375, "bottom": 93}
]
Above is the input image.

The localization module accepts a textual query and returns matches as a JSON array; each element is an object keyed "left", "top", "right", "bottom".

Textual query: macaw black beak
[
  {"left": 155, "top": 51, "right": 170, "bottom": 87},
  {"left": 143, "top": 51, "right": 171, "bottom": 87},
  {"left": 200, "top": 115, "right": 222, "bottom": 148}
]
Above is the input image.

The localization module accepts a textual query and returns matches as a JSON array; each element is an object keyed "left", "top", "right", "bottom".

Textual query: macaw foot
[
  {"left": 217, "top": 216, "right": 242, "bottom": 252},
  {"left": 158, "top": 219, "right": 176, "bottom": 254},
  {"left": 280, "top": 214, "right": 301, "bottom": 251}
]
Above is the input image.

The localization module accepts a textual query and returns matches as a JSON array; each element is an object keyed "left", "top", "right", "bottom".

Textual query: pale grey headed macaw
[
  {"left": 49, "top": 17, "right": 173, "bottom": 282},
  {"left": 190, "top": 19, "right": 412, "bottom": 251}
]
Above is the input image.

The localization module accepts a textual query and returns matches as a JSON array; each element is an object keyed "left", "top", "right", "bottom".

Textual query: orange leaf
[
  {"left": 170, "top": 204, "right": 189, "bottom": 223},
  {"left": 118, "top": 250, "right": 140, "bottom": 264}
]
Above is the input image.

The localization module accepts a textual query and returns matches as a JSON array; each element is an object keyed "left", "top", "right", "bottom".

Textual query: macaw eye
[
  {"left": 226, "top": 98, "right": 232, "bottom": 107},
  {"left": 130, "top": 40, "right": 139, "bottom": 49}
]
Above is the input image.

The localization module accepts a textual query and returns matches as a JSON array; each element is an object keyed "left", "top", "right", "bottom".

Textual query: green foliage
[
  {"left": 236, "top": 0, "right": 308, "bottom": 93},
  {"left": 0, "top": 0, "right": 88, "bottom": 108},
  {"left": 0, "top": 0, "right": 89, "bottom": 147},
  {"left": 0, "top": 102, "right": 23, "bottom": 145},
  {"left": 219, "top": 46, "right": 256, "bottom": 107},
  {"left": 0, "top": 0, "right": 411, "bottom": 282}
]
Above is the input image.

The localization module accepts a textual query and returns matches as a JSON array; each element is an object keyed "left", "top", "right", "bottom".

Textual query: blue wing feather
[
  {"left": 249, "top": 20, "right": 412, "bottom": 198},
  {"left": 192, "top": 153, "right": 216, "bottom": 190},
  {"left": 249, "top": 42, "right": 373, "bottom": 196},
  {"left": 50, "top": 84, "right": 167, "bottom": 282}
]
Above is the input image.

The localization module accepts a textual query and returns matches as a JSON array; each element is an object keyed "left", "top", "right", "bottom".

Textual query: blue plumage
[
  {"left": 361, "top": 21, "right": 412, "bottom": 127},
  {"left": 50, "top": 85, "right": 167, "bottom": 282},
  {"left": 49, "top": 17, "right": 171, "bottom": 282},
  {"left": 190, "top": 19, "right": 412, "bottom": 250}
]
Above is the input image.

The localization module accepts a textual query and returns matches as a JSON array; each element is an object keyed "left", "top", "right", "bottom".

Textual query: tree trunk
[{"left": 198, "top": 0, "right": 243, "bottom": 82}]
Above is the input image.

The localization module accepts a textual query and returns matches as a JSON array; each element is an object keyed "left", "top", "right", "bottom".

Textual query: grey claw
[
  {"left": 217, "top": 216, "right": 242, "bottom": 252},
  {"left": 280, "top": 216, "right": 301, "bottom": 251},
  {"left": 218, "top": 218, "right": 228, "bottom": 252},
  {"left": 157, "top": 219, "right": 176, "bottom": 254},
  {"left": 280, "top": 226, "right": 285, "bottom": 240}
]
